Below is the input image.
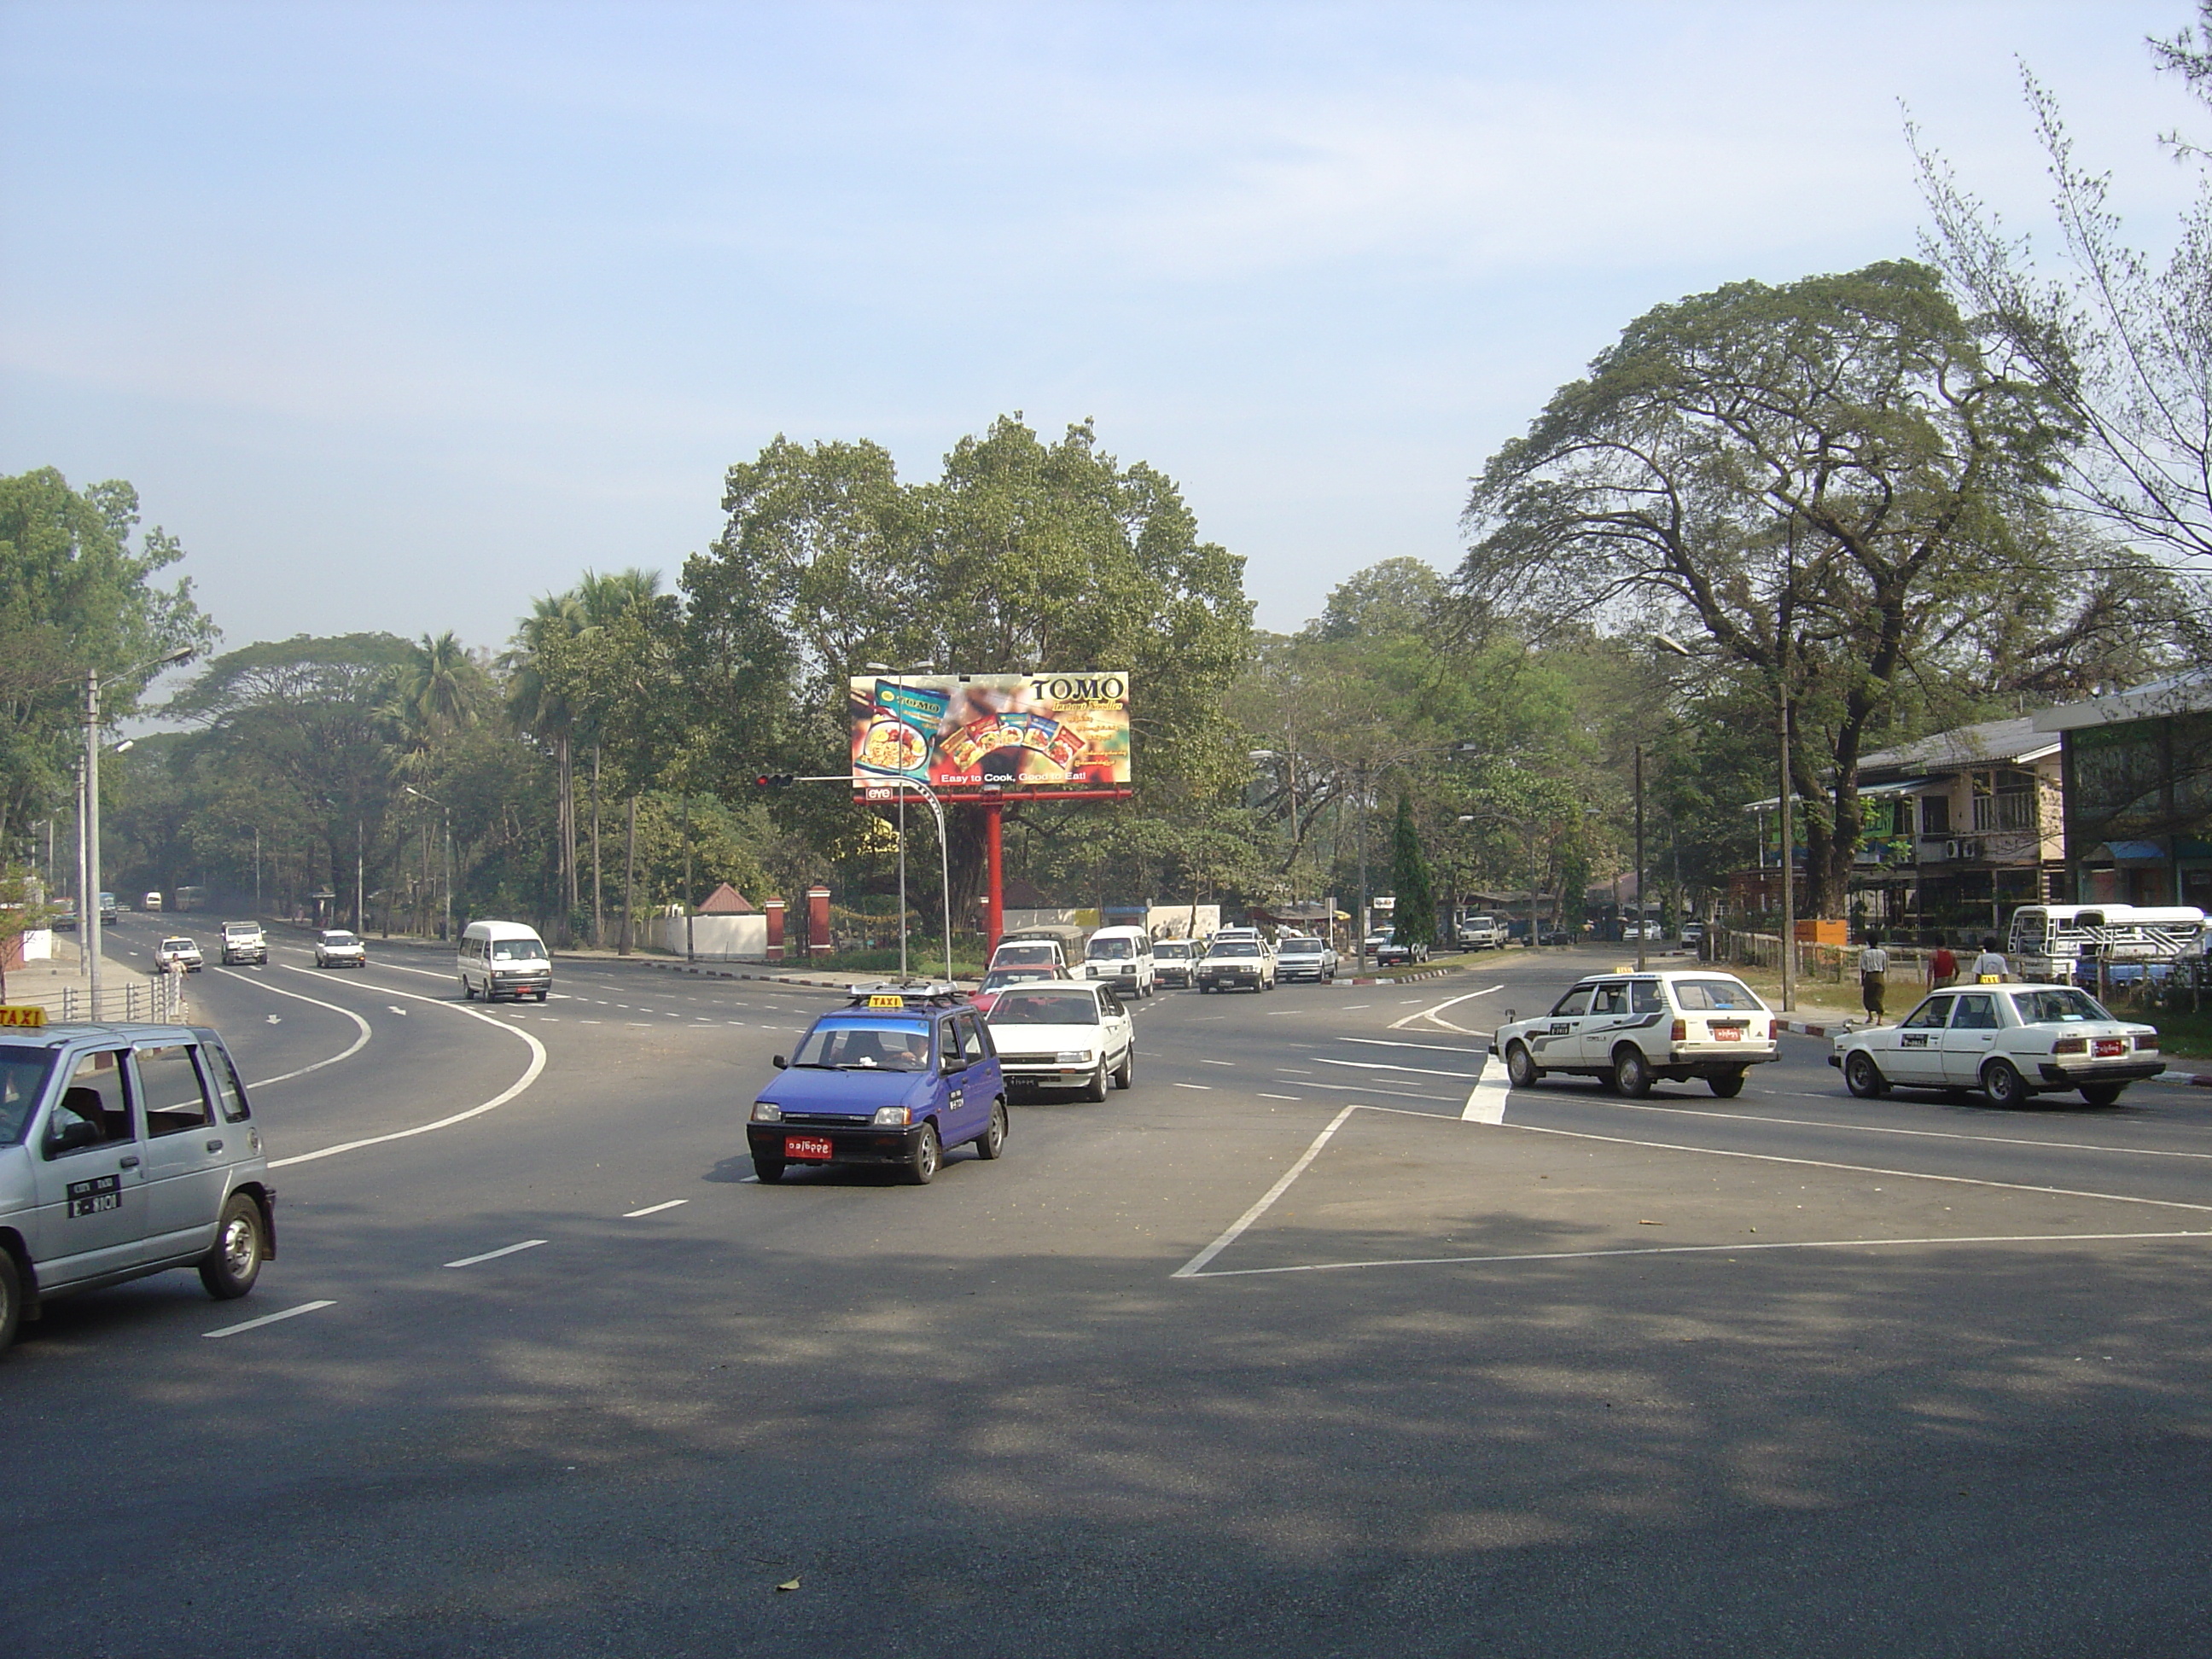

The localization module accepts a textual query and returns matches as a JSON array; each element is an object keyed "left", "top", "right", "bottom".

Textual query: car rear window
[
  {"left": 1669, "top": 978, "right": 1766, "bottom": 1012},
  {"left": 2011, "top": 989, "right": 2111, "bottom": 1024},
  {"left": 989, "top": 991, "right": 1101, "bottom": 1026}
]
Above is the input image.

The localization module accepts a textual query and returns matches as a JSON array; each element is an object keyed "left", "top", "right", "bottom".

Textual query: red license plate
[
  {"left": 2094, "top": 1039, "right": 2127, "bottom": 1058},
  {"left": 783, "top": 1135, "right": 834, "bottom": 1161},
  {"left": 1713, "top": 1026, "right": 1743, "bottom": 1041}
]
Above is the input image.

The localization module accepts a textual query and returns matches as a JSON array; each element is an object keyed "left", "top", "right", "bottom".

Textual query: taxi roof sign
[
  {"left": 0, "top": 1004, "right": 48, "bottom": 1029},
  {"left": 844, "top": 980, "right": 963, "bottom": 1010}
]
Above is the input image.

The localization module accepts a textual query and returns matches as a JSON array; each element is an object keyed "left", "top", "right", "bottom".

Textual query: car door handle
[
  {"left": 119, "top": 1155, "right": 139, "bottom": 1168},
  {"left": 206, "top": 1138, "right": 224, "bottom": 1153}
]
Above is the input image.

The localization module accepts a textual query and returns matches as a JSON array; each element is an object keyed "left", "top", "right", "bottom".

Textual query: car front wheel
[
  {"left": 1081, "top": 1058, "right": 1109, "bottom": 1102},
  {"left": 905, "top": 1123, "right": 943, "bottom": 1185},
  {"left": 1842, "top": 1051, "right": 1888, "bottom": 1099},
  {"left": 753, "top": 1156, "right": 785, "bottom": 1184},
  {"left": 1505, "top": 1042, "right": 1540, "bottom": 1089}
]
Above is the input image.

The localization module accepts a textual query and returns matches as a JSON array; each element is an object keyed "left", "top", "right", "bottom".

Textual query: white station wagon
[
  {"left": 1492, "top": 969, "right": 1779, "bottom": 1097},
  {"left": 1831, "top": 983, "right": 2163, "bottom": 1108}
]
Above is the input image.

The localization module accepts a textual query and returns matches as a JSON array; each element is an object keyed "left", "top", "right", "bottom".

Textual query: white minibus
[{"left": 458, "top": 919, "right": 553, "bottom": 1003}]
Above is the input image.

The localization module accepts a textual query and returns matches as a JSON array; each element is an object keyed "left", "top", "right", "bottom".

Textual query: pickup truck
[
  {"left": 1455, "top": 914, "right": 1506, "bottom": 951},
  {"left": 218, "top": 921, "right": 268, "bottom": 965}
]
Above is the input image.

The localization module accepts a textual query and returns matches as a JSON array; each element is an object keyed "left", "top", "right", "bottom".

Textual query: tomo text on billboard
[{"left": 848, "top": 672, "right": 1132, "bottom": 799}]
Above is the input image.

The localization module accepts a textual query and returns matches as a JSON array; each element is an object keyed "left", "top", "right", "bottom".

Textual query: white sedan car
[
  {"left": 314, "top": 928, "right": 368, "bottom": 969},
  {"left": 154, "top": 935, "right": 203, "bottom": 973},
  {"left": 1831, "top": 982, "right": 2163, "bottom": 1108},
  {"left": 1491, "top": 969, "right": 1779, "bottom": 1097},
  {"left": 981, "top": 981, "right": 1135, "bottom": 1100}
]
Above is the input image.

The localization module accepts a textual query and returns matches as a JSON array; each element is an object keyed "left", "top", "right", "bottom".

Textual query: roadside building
[{"left": 2033, "top": 672, "right": 2212, "bottom": 910}]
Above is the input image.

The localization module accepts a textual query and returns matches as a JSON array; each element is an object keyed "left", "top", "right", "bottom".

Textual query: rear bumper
[{"left": 2036, "top": 1060, "right": 2165, "bottom": 1086}]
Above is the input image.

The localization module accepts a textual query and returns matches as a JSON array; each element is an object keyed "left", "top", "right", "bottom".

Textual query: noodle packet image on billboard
[{"left": 847, "top": 673, "right": 1131, "bottom": 797}]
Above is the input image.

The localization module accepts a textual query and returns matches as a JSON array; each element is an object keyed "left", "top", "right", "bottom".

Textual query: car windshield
[
  {"left": 989, "top": 990, "right": 1101, "bottom": 1026},
  {"left": 1086, "top": 937, "right": 1133, "bottom": 960},
  {"left": 492, "top": 939, "right": 543, "bottom": 961},
  {"left": 323, "top": 932, "right": 358, "bottom": 946},
  {"left": 2011, "top": 988, "right": 2115, "bottom": 1024},
  {"left": 791, "top": 1019, "right": 934, "bottom": 1069},
  {"left": 162, "top": 938, "right": 194, "bottom": 951},
  {"left": 0, "top": 1045, "right": 55, "bottom": 1146},
  {"left": 1208, "top": 941, "right": 1260, "bottom": 958},
  {"left": 1670, "top": 977, "right": 1766, "bottom": 1012}
]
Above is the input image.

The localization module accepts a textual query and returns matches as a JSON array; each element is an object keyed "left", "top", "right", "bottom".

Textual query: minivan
[
  {"left": 457, "top": 920, "right": 552, "bottom": 1003},
  {"left": 1080, "top": 925, "right": 1155, "bottom": 997}
]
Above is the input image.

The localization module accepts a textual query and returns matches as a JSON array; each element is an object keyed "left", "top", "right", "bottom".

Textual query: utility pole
[
  {"left": 84, "top": 670, "right": 103, "bottom": 1016},
  {"left": 1633, "top": 742, "right": 1646, "bottom": 973}
]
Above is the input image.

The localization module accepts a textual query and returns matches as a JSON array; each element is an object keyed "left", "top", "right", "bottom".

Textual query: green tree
[
  {"left": 1458, "top": 260, "right": 2108, "bottom": 917},
  {"left": 1387, "top": 793, "right": 1436, "bottom": 949}
]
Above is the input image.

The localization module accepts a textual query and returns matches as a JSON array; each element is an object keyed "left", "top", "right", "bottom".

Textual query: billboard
[{"left": 849, "top": 672, "right": 1131, "bottom": 799}]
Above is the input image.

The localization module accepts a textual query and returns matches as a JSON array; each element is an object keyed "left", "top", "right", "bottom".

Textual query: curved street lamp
[{"left": 82, "top": 648, "right": 194, "bottom": 1016}]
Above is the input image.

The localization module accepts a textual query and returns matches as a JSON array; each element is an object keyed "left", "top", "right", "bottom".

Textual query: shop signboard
[{"left": 849, "top": 672, "right": 1132, "bottom": 800}]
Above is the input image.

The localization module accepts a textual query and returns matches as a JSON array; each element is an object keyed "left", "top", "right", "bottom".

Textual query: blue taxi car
[{"left": 747, "top": 983, "right": 1007, "bottom": 1185}]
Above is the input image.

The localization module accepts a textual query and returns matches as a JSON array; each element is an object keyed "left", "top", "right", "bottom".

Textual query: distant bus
[{"left": 174, "top": 886, "right": 207, "bottom": 913}]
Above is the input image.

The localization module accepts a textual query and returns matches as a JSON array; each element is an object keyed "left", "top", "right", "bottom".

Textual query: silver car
[
  {"left": 1274, "top": 934, "right": 1338, "bottom": 982},
  {"left": 0, "top": 1019, "right": 275, "bottom": 1355},
  {"left": 314, "top": 928, "right": 367, "bottom": 969}
]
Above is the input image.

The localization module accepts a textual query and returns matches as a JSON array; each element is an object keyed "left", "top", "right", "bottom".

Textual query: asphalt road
[{"left": 9, "top": 923, "right": 2212, "bottom": 1656}]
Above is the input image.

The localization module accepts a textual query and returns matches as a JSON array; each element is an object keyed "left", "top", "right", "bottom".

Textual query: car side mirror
[
  {"left": 771, "top": 1054, "right": 788, "bottom": 1070},
  {"left": 44, "top": 1119, "right": 100, "bottom": 1155}
]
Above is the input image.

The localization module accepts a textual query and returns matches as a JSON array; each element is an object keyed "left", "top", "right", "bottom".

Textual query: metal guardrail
[{"left": 7, "top": 974, "right": 186, "bottom": 1024}]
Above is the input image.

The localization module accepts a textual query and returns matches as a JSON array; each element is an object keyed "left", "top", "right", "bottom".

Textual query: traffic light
[{"left": 754, "top": 773, "right": 795, "bottom": 789}]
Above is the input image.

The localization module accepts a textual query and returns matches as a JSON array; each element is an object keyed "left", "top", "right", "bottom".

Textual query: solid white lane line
[
  {"left": 1504, "top": 1120, "right": 2212, "bottom": 1216},
  {"left": 445, "top": 1239, "right": 548, "bottom": 1268},
  {"left": 1314, "top": 1057, "right": 1479, "bottom": 1080},
  {"left": 1389, "top": 985, "right": 1505, "bottom": 1034},
  {"left": 1342, "top": 1037, "right": 1488, "bottom": 1056},
  {"left": 624, "top": 1199, "right": 689, "bottom": 1218},
  {"left": 1173, "top": 1104, "right": 1361, "bottom": 1278},
  {"left": 204, "top": 1299, "right": 335, "bottom": 1338},
  {"left": 209, "top": 967, "right": 373, "bottom": 1087},
  {"left": 267, "top": 970, "right": 550, "bottom": 1169},
  {"left": 1462, "top": 1051, "right": 1511, "bottom": 1124},
  {"left": 1174, "top": 1082, "right": 1213, "bottom": 1091},
  {"left": 1188, "top": 1231, "right": 2212, "bottom": 1279},
  {"left": 1589, "top": 1096, "right": 2212, "bottom": 1162}
]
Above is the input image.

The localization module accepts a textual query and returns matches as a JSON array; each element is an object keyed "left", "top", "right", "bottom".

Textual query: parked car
[
  {"left": 1274, "top": 934, "right": 1338, "bottom": 982},
  {"left": 218, "top": 921, "right": 267, "bottom": 965},
  {"left": 1830, "top": 982, "right": 2163, "bottom": 1108},
  {"left": 1680, "top": 920, "right": 1708, "bottom": 949},
  {"left": 313, "top": 929, "right": 367, "bottom": 969},
  {"left": 0, "top": 1017, "right": 274, "bottom": 1356},
  {"left": 982, "top": 980, "right": 1136, "bottom": 1098},
  {"left": 1151, "top": 939, "right": 1197, "bottom": 988},
  {"left": 1197, "top": 936, "right": 1275, "bottom": 992},
  {"left": 748, "top": 982, "right": 1008, "bottom": 1183},
  {"left": 153, "top": 936, "right": 202, "bottom": 973},
  {"left": 1491, "top": 969, "right": 1779, "bottom": 1097}
]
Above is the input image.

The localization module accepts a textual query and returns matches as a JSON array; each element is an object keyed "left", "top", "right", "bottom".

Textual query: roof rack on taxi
[{"left": 844, "top": 980, "right": 965, "bottom": 1007}]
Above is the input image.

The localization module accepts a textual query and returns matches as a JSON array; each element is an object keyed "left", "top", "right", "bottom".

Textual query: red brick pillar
[
  {"left": 807, "top": 886, "right": 832, "bottom": 958},
  {"left": 764, "top": 899, "right": 785, "bottom": 962}
]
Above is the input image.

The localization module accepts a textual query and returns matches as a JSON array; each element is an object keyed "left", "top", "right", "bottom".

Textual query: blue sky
[{"left": 1, "top": 2, "right": 2202, "bottom": 659}]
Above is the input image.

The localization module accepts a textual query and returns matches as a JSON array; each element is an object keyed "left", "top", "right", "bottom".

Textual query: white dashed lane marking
[
  {"left": 624, "top": 1199, "right": 689, "bottom": 1218},
  {"left": 205, "top": 1300, "right": 335, "bottom": 1339},
  {"left": 445, "top": 1240, "right": 548, "bottom": 1268}
]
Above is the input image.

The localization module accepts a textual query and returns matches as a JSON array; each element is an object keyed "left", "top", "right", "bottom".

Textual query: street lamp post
[{"left": 82, "top": 649, "right": 191, "bottom": 1017}]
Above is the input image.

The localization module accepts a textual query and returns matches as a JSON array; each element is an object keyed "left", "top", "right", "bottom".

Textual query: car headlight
[
  {"left": 750, "top": 1101, "right": 783, "bottom": 1122},
  {"left": 871, "top": 1105, "right": 911, "bottom": 1126},
  {"left": 1056, "top": 1050, "right": 1094, "bottom": 1065}
]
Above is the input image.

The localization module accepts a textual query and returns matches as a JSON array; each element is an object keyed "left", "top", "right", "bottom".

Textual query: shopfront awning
[
  {"left": 2090, "top": 841, "right": 2167, "bottom": 864},
  {"left": 1743, "top": 777, "right": 1938, "bottom": 813}
]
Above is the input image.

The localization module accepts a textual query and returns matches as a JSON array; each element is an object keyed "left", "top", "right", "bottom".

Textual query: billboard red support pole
[{"left": 985, "top": 800, "right": 1004, "bottom": 953}]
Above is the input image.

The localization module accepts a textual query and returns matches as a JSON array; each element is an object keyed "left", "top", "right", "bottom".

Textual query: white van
[
  {"left": 457, "top": 920, "right": 552, "bottom": 1003},
  {"left": 1079, "top": 925, "right": 1155, "bottom": 997}
]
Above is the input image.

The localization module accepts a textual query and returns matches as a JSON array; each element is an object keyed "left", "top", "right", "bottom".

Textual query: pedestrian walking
[
  {"left": 1971, "top": 937, "right": 2009, "bottom": 983},
  {"left": 1927, "top": 941, "right": 1958, "bottom": 990},
  {"left": 1858, "top": 931, "right": 1891, "bottom": 1024}
]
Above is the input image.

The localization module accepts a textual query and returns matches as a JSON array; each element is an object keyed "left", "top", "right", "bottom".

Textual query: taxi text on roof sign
[
  {"left": 866, "top": 994, "right": 905, "bottom": 1009},
  {"left": 0, "top": 1004, "right": 48, "bottom": 1028}
]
